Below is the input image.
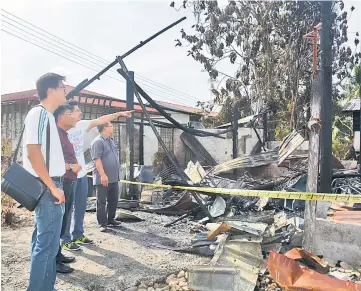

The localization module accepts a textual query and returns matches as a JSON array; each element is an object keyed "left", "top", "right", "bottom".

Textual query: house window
[{"left": 158, "top": 127, "right": 174, "bottom": 153}]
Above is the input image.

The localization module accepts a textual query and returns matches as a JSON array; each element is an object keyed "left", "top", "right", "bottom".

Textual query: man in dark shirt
[
  {"left": 54, "top": 104, "right": 82, "bottom": 273},
  {"left": 91, "top": 122, "right": 121, "bottom": 232}
]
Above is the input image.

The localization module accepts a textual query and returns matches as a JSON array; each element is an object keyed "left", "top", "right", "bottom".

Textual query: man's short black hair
[
  {"left": 54, "top": 104, "right": 73, "bottom": 122},
  {"left": 67, "top": 100, "right": 79, "bottom": 109},
  {"left": 97, "top": 123, "right": 110, "bottom": 133},
  {"left": 36, "top": 73, "right": 66, "bottom": 101}
]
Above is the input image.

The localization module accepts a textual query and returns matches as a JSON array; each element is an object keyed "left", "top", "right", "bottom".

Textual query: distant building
[
  {"left": 1, "top": 86, "right": 216, "bottom": 166},
  {"left": 342, "top": 97, "right": 360, "bottom": 152}
]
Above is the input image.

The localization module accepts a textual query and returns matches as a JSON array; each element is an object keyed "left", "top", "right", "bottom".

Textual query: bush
[{"left": 1, "top": 193, "right": 15, "bottom": 226}]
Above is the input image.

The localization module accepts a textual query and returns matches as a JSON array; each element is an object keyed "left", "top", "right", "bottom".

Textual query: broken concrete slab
[
  {"left": 188, "top": 266, "right": 241, "bottom": 291},
  {"left": 308, "top": 218, "right": 361, "bottom": 267}
]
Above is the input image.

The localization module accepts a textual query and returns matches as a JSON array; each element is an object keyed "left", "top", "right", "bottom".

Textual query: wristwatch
[{"left": 69, "top": 164, "right": 74, "bottom": 171}]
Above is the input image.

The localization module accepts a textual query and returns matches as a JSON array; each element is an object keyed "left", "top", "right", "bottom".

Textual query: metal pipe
[
  {"left": 232, "top": 101, "right": 239, "bottom": 160},
  {"left": 139, "top": 113, "right": 145, "bottom": 165},
  {"left": 126, "top": 71, "right": 135, "bottom": 199},
  {"left": 66, "top": 17, "right": 186, "bottom": 100},
  {"left": 359, "top": 67, "right": 361, "bottom": 174}
]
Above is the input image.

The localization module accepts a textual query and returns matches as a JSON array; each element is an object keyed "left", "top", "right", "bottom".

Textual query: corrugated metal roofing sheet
[
  {"left": 156, "top": 101, "right": 219, "bottom": 117},
  {"left": 188, "top": 233, "right": 265, "bottom": 291},
  {"left": 342, "top": 98, "right": 360, "bottom": 112}
]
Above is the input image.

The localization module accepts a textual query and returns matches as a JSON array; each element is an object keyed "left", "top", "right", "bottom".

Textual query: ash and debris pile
[{"left": 86, "top": 131, "right": 361, "bottom": 291}]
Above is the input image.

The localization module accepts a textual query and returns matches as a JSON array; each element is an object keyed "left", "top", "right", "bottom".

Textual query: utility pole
[
  {"left": 303, "top": 70, "right": 322, "bottom": 251},
  {"left": 319, "top": 1, "right": 333, "bottom": 193}
]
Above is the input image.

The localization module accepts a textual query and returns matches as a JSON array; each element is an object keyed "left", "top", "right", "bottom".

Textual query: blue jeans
[
  {"left": 28, "top": 181, "right": 64, "bottom": 291},
  {"left": 59, "top": 180, "right": 75, "bottom": 244},
  {"left": 71, "top": 175, "right": 88, "bottom": 240}
]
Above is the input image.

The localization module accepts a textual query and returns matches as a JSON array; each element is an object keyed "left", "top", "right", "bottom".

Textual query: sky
[{"left": 1, "top": 0, "right": 360, "bottom": 109}]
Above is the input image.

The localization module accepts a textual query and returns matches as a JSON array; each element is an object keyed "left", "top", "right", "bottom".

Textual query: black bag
[{"left": 1, "top": 106, "right": 51, "bottom": 211}]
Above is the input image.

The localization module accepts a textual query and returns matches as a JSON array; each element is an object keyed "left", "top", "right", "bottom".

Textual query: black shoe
[
  {"left": 108, "top": 220, "right": 121, "bottom": 226},
  {"left": 56, "top": 262, "right": 74, "bottom": 274},
  {"left": 59, "top": 253, "right": 75, "bottom": 264}
]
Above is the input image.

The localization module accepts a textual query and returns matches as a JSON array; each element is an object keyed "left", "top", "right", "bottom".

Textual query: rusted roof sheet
[
  {"left": 155, "top": 100, "right": 219, "bottom": 117},
  {"left": 1, "top": 85, "right": 107, "bottom": 102},
  {"left": 1, "top": 89, "right": 38, "bottom": 102},
  {"left": 268, "top": 251, "right": 361, "bottom": 291},
  {"left": 155, "top": 100, "right": 202, "bottom": 114},
  {"left": 342, "top": 98, "right": 360, "bottom": 112},
  {"left": 215, "top": 115, "right": 256, "bottom": 129},
  {"left": 327, "top": 202, "right": 361, "bottom": 224},
  {"left": 285, "top": 248, "right": 329, "bottom": 274},
  {"left": 330, "top": 210, "right": 361, "bottom": 225}
]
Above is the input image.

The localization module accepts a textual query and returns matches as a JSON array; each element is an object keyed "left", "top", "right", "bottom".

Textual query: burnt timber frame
[
  {"left": 63, "top": 17, "right": 214, "bottom": 221},
  {"left": 117, "top": 58, "right": 214, "bottom": 222}
]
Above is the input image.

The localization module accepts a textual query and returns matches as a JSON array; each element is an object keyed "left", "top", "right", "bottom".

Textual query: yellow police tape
[{"left": 112, "top": 179, "right": 361, "bottom": 204}]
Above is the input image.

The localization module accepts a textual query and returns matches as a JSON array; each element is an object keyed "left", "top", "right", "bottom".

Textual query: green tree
[
  {"left": 173, "top": 1, "right": 360, "bottom": 138},
  {"left": 332, "top": 65, "right": 361, "bottom": 158}
]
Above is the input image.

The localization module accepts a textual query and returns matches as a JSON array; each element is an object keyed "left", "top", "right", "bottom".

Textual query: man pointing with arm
[{"left": 63, "top": 100, "right": 132, "bottom": 249}]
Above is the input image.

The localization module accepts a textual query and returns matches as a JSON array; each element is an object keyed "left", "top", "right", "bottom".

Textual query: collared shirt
[
  {"left": 90, "top": 134, "right": 120, "bottom": 185},
  {"left": 57, "top": 126, "right": 78, "bottom": 181}
]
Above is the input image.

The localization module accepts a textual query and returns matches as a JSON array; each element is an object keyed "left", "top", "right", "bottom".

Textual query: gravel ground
[{"left": 1, "top": 209, "right": 209, "bottom": 291}]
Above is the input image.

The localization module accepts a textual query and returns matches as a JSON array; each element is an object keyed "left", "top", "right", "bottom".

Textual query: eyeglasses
[{"left": 58, "top": 86, "right": 66, "bottom": 93}]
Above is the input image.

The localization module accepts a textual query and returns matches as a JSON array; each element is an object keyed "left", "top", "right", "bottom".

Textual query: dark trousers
[
  {"left": 56, "top": 180, "right": 75, "bottom": 262},
  {"left": 95, "top": 183, "right": 119, "bottom": 226}
]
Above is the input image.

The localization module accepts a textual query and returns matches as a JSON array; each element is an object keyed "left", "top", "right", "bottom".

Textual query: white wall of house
[
  {"left": 193, "top": 128, "right": 264, "bottom": 164},
  {"left": 141, "top": 110, "right": 192, "bottom": 165},
  {"left": 141, "top": 120, "right": 265, "bottom": 166},
  {"left": 143, "top": 126, "right": 158, "bottom": 165},
  {"left": 155, "top": 111, "right": 191, "bottom": 125}
]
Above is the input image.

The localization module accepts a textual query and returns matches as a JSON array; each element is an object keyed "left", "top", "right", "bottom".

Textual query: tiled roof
[{"left": 1, "top": 85, "right": 158, "bottom": 114}]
